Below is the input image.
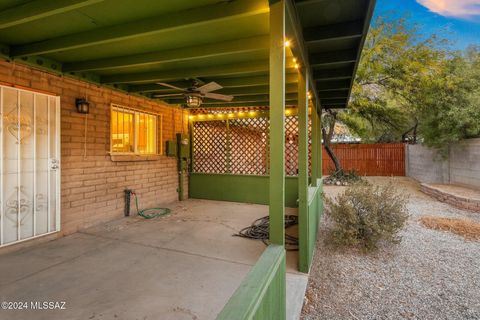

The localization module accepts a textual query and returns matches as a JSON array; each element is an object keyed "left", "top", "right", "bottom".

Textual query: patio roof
[{"left": 0, "top": 0, "right": 375, "bottom": 109}]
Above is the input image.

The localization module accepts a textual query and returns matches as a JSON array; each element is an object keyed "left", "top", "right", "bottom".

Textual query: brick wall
[{"left": 0, "top": 60, "right": 189, "bottom": 238}]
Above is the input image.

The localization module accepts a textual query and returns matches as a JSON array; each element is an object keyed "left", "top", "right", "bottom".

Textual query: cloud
[{"left": 416, "top": 0, "right": 480, "bottom": 19}]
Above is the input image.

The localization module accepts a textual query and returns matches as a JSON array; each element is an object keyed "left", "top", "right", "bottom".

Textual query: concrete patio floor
[{"left": 0, "top": 199, "right": 307, "bottom": 320}]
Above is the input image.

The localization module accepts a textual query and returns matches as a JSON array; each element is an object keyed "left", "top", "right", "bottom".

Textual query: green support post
[
  {"left": 317, "top": 108, "right": 323, "bottom": 182},
  {"left": 269, "top": 0, "right": 286, "bottom": 247},
  {"left": 311, "top": 105, "right": 319, "bottom": 187},
  {"left": 297, "top": 69, "right": 309, "bottom": 272}
]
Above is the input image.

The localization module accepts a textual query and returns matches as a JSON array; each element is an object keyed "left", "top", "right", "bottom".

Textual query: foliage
[
  {"left": 417, "top": 47, "right": 480, "bottom": 152},
  {"left": 340, "top": 16, "right": 480, "bottom": 150},
  {"left": 324, "top": 169, "right": 365, "bottom": 186},
  {"left": 325, "top": 182, "right": 409, "bottom": 251}
]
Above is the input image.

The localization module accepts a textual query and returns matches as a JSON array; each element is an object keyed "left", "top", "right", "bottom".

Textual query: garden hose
[
  {"left": 132, "top": 192, "right": 171, "bottom": 219},
  {"left": 234, "top": 215, "right": 299, "bottom": 251}
]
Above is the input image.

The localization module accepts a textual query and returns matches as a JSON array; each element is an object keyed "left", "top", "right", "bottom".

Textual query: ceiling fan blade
[
  {"left": 153, "top": 93, "right": 184, "bottom": 98},
  {"left": 197, "top": 81, "right": 223, "bottom": 93},
  {"left": 156, "top": 82, "right": 187, "bottom": 92},
  {"left": 203, "top": 92, "right": 234, "bottom": 102}
]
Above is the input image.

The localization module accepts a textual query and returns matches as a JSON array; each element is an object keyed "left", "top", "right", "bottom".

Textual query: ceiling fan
[{"left": 153, "top": 81, "right": 233, "bottom": 108}]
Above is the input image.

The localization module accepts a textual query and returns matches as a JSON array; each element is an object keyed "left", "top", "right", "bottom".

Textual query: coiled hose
[
  {"left": 234, "top": 215, "right": 299, "bottom": 251},
  {"left": 132, "top": 192, "right": 171, "bottom": 219}
]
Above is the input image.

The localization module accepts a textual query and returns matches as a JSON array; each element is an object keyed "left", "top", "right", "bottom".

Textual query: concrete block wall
[
  {"left": 449, "top": 139, "right": 480, "bottom": 188},
  {"left": 0, "top": 60, "right": 189, "bottom": 238},
  {"left": 406, "top": 139, "right": 480, "bottom": 189}
]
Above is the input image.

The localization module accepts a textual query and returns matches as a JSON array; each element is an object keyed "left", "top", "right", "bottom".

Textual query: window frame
[{"left": 110, "top": 104, "right": 163, "bottom": 155}]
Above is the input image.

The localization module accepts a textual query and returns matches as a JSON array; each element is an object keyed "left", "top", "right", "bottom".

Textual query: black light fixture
[{"left": 75, "top": 98, "right": 90, "bottom": 114}]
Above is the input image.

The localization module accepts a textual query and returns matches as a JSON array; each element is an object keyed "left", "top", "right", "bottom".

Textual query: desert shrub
[
  {"left": 325, "top": 182, "right": 409, "bottom": 251},
  {"left": 324, "top": 169, "right": 366, "bottom": 186}
]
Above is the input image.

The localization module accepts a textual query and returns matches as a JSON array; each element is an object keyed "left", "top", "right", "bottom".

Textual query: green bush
[{"left": 325, "top": 182, "right": 409, "bottom": 251}]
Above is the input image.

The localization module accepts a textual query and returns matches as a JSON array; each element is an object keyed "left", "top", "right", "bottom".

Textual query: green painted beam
[
  {"left": 0, "top": 0, "right": 104, "bottom": 29},
  {"left": 129, "top": 81, "right": 195, "bottom": 93},
  {"left": 318, "top": 89, "right": 349, "bottom": 99},
  {"left": 0, "top": 43, "right": 10, "bottom": 59},
  {"left": 297, "top": 69, "right": 309, "bottom": 272},
  {"left": 269, "top": 0, "right": 286, "bottom": 249},
  {"left": 295, "top": 0, "right": 330, "bottom": 6},
  {"left": 102, "top": 60, "right": 297, "bottom": 84},
  {"left": 313, "top": 67, "right": 353, "bottom": 80},
  {"left": 285, "top": 0, "right": 321, "bottom": 114},
  {"left": 303, "top": 20, "right": 363, "bottom": 43},
  {"left": 11, "top": 0, "right": 268, "bottom": 56},
  {"left": 310, "top": 49, "right": 357, "bottom": 67},
  {"left": 164, "top": 93, "right": 298, "bottom": 104},
  {"left": 154, "top": 83, "right": 298, "bottom": 97},
  {"left": 320, "top": 98, "right": 348, "bottom": 105},
  {"left": 197, "top": 100, "right": 298, "bottom": 108},
  {"left": 63, "top": 35, "right": 269, "bottom": 72},
  {"left": 316, "top": 79, "right": 351, "bottom": 91},
  {"left": 129, "top": 74, "right": 299, "bottom": 93}
]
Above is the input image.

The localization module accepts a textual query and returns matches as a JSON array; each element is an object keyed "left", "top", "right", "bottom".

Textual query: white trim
[
  {"left": 33, "top": 93, "right": 36, "bottom": 237},
  {"left": 0, "top": 230, "right": 59, "bottom": 248},
  {"left": 17, "top": 90, "right": 21, "bottom": 241},
  {"left": 55, "top": 96, "right": 61, "bottom": 232},
  {"left": 0, "top": 85, "right": 61, "bottom": 247},
  {"left": 110, "top": 104, "right": 163, "bottom": 156},
  {"left": 0, "top": 87, "right": 3, "bottom": 246},
  {"left": 47, "top": 97, "right": 50, "bottom": 233},
  {"left": 111, "top": 103, "right": 162, "bottom": 116}
]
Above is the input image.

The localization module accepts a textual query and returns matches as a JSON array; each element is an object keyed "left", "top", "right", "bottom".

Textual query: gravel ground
[{"left": 301, "top": 177, "right": 480, "bottom": 320}]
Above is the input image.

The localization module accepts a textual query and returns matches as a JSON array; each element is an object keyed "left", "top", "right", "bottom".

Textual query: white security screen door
[{"left": 0, "top": 85, "right": 60, "bottom": 247}]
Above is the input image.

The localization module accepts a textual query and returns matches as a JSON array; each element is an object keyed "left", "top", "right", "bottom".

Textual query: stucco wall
[{"left": 406, "top": 139, "right": 480, "bottom": 189}]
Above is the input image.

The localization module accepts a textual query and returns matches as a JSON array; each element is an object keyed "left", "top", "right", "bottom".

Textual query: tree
[
  {"left": 416, "top": 47, "right": 480, "bottom": 152},
  {"left": 339, "top": 16, "right": 480, "bottom": 153},
  {"left": 321, "top": 110, "right": 342, "bottom": 173}
]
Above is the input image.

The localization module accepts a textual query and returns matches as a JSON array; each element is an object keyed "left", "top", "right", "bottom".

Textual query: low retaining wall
[
  {"left": 406, "top": 139, "right": 480, "bottom": 189},
  {"left": 420, "top": 184, "right": 480, "bottom": 213}
]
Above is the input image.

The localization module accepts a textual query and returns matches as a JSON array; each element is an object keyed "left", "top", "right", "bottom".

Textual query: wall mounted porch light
[{"left": 75, "top": 98, "right": 90, "bottom": 114}]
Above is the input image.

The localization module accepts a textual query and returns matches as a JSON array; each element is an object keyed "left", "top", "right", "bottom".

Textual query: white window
[{"left": 110, "top": 104, "right": 163, "bottom": 155}]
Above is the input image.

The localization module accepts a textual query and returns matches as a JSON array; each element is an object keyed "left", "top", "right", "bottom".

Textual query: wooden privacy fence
[{"left": 323, "top": 143, "right": 406, "bottom": 176}]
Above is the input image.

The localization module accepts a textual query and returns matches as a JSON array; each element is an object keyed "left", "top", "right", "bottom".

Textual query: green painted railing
[
  {"left": 216, "top": 245, "right": 286, "bottom": 320},
  {"left": 189, "top": 173, "right": 299, "bottom": 207},
  {"left": 299, "top": 179, "right": 323, "bottom": 273}
]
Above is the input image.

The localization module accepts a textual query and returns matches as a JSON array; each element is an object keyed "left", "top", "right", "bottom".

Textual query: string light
[{"left": 284, "top": 40, "right": 291, "bottom": 47}]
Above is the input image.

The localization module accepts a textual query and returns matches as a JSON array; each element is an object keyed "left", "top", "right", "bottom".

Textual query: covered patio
[
  {"left": 0, "top": 199, "right": 306, "bottom": 320},
  {"left": 0, "top": 0, "right": 374, "bottom": 318}
]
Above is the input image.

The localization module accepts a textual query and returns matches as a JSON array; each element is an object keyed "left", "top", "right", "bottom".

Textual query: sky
[{"left": 373, "top": 0, "right": 480, "bottom": 49}]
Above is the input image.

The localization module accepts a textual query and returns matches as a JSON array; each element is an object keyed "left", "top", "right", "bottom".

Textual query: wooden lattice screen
[
  {"left": 192, "top": 120, "right": 228, "bottom": 173},
  {"left": 192, "top": 116, "right": 311, "bottom": 176}
]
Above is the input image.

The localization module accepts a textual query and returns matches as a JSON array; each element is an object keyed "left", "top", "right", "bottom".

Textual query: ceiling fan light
[{"left": 186, "top": 95, "right": 202, "bottom": 108}]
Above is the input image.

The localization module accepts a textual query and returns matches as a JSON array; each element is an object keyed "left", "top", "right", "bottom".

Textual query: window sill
[{"left": 110, "top": 154, "right": 166, "bottom": 162}]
